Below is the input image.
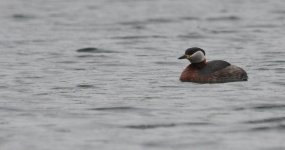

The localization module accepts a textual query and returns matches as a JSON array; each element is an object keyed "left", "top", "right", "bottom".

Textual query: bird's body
[{"left": 178, "top": 47, "right": 248, "bottom": 83}]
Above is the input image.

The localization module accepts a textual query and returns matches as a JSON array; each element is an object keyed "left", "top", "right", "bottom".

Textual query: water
[{"left": 1, "top": 0, "right": 285, "bottom": 149}]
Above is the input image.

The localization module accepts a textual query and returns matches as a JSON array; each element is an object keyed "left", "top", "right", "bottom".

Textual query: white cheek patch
[{"left": 189, "top": 51, "right": 205, "bottom": 63}]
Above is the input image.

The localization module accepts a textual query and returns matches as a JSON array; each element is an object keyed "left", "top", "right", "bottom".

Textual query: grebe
[{"left": 178, "top": 47, "right": 248, "bottom": 83}]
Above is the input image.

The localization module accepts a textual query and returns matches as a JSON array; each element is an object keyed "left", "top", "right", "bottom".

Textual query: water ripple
[
  {"left": 76, "top": 54, "right": 97, "bottom": 58},
  {"left": 177, "top": 33, "right": 206, "bottom": 39},
  {"left": 244, "top": 116, "right": 285, "bottom": 124},
  {"left": 271, "top": 10, "right": 285, "bottom": 14},
  {"left": 179, "top": 16, "right": 200, "bottom": 21},
  {"left": 206, "top": 16, "right": 241, "bottom": 21},
  {"left": 0, "top": 86, "right": 8, "bottom": 89},
  {"left": 154, "top": 61, "right": 180, "bottom": 65},
  {"left": 209, "top": 30, "right": 238, "bottom": 34},
  {"left": 55, "top": 61, "right": 78, "bottom": 64},
  {"left": 252, "top": 104, "right": 285, "bottom": 110},
  {"left": 111, "top": 35, "right": 167, "bottom": 40},
  {"left": 76, "top": 84, "right": 95, "bottom": 89},
  {"left": 88, "top": 106, "right": 141, "bottom": 111},
  {"left": 76, "top": 47, "right": 118, "bottom": 53},
  {"left": 12, "top": 14, "right": 36, "bottom": 20},
  {"left": 271, "top": 81, "right": 285, "bottom": 86},
  {"left": 245, "top": 24, "right": 279, "bottom": 28},
  {"left": 124, "top": 122, "right": 212, "bottom": 130},
  {"left": 146, "top": 18, "right": 174, "bottom": 24},
  {"left": 249, "top": 124, "right": 285, "bottom": 131},
  {"left": 234, "top": 104, "right": 285, "bottom": 111},
  {"left": 119, "top": 18, "right": 176, "bottom": 26},
  {"left": 0, "top": 107, "right": 22, "bottom": 112}
]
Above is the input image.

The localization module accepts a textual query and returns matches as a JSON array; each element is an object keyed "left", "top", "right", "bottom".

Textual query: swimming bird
[{"left": 178, "top": 47, "right": 248, "bottom": 83}]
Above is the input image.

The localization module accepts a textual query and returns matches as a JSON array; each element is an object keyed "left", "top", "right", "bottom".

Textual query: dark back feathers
[{"left": 199, "top": 60, "right": 231, "bottom": 75}]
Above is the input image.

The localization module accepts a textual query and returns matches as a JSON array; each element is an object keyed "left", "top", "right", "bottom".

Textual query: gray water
[{"left": 1, "top": 0, "right": 285, "bottom": 149}]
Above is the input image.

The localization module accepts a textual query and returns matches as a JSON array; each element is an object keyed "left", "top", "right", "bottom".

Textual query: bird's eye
[{"left": 186, "top": 55, "right": 191, "bottom": 59}]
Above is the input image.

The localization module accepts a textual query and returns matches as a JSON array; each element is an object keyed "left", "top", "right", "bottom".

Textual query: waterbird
[{"left": 178, "top": 47, "right": 248, "bottom": 83}]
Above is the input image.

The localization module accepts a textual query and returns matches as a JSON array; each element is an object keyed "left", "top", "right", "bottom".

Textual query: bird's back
[
  {"left": 206, "top": 64, "right": 248, "bottom": 83},
  {"left": 180, "top": 60, "right": 248, "bottom": 83},
  {"left": 199, "top": 60, "right": 231, "bottom": 75}
]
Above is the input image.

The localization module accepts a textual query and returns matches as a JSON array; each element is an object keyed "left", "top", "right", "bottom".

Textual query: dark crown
[{"left": 185, "top": 47, "right": 206, "bottom": 56}]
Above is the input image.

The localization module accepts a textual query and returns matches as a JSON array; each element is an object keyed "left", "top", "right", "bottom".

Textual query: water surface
[{"left": 0, "top": 0, "right": 285, "bottom": 149}]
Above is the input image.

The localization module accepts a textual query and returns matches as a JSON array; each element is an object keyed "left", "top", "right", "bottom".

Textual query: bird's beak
[{"left": 178, "top": 55, "right": 187, "bottom": 59}]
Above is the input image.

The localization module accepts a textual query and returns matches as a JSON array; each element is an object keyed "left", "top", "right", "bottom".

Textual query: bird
[{"left": 178, "top": 47, "right": 248, "bottom": 83}]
